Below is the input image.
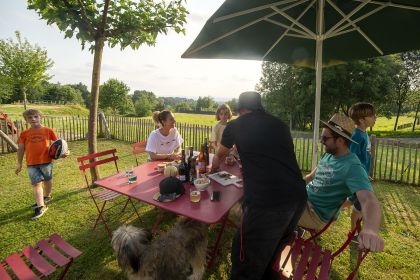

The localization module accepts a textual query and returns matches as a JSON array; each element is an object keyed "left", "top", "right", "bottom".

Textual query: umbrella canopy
[{"left": 182, "top": 0, "right": 420, "bottom": 168}]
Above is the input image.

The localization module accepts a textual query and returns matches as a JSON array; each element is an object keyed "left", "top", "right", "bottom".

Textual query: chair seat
[
  {"left": 1, "top": 234, "right": 81, "bottom": 280},
  {"left": 93, "top": 189, "right": 121, "bottom": 201},
  {"left": 273, "top": 235, "right": 332, "bottom": 280}
]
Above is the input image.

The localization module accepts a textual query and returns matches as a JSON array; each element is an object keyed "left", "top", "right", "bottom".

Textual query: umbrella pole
[{"left": 312, "top": 0, "right": 325, "bottom": 170}]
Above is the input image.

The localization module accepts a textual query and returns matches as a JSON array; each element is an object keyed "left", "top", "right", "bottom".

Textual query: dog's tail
[{"left": 112, "top": 225, "right": 152, "bottom": 273}]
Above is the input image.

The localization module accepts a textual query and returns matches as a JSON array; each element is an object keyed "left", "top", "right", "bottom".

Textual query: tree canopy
[
  {"left": 0, "top": 31, "right": 53, "bottom": 107},
  {"left": 27, "top": 0, "right": 188, "bottom": 180}
]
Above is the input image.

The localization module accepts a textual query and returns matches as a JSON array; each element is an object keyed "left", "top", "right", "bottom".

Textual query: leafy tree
[
  {"left": 99, "top": 79, "right": 134, "bottom": 115},
  {"left": 0, "top": 76, "right": 13, "bottom": 103},
  {"left": 257, "top": 57, "right": 401, "bottom": 130},
  {"left": 69, "top": 83, "right": 91, "bottom": 108},
  {"left": 174, "top": 101, "right": 192, "bottom": 112},
  {"left": 28, "top": 0, "right": 188, "bottom": 180},
  {"left": 0, "top": 31, "right": 53, "bottom": 109},
  {"left": 196, "top": 96, "right": 216, "bottom": 112},
  {"left": 401, "top": 51, "right": 420, "bottom": 131},
  {"left": 134, "top": 94, "right": 153, "bottom": 117},
  {"left": 44, "top": 83, "right": 84, "bottom": 104},
  {"left": 225, "top": 98, "right": 238, "bottom": 115}
]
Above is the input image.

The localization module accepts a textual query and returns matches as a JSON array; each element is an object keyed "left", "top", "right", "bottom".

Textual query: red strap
[
  {"left": 50, "top": 234, "right": 82, "bottom": 258},
  {"left": 36, "top": 240, "right": 69, "bottom": 267},
  {"left": 0, "top": 263, "right": 12, "bottom": 280},
  {"left": 5, "top": 254, "right": 40, "bottom": 280},
  {"left": 22, "top": 246, "right": 56, "bottom": 276}
]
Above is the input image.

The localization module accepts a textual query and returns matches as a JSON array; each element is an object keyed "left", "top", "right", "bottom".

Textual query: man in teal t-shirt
[{"left": 299, "top": 113, "right": 384, "bottom": 253}]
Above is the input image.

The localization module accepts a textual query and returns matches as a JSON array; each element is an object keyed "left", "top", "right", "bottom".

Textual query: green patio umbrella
[{"left": 182, "top": 0, "right": 420, "bottom": 168}]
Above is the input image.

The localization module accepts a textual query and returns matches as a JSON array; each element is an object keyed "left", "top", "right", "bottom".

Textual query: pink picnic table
[{"left": 94, "top": 160, "right": 243, "bottom": 267}]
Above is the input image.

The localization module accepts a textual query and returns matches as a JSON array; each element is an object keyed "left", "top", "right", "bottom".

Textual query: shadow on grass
[{"left": 0, "top": 188, "right": 85, "bottom": 227}]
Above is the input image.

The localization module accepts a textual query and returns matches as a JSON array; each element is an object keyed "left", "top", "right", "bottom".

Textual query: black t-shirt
[{"left": 221, "top": 111, "right": 307, "bottom": 208}]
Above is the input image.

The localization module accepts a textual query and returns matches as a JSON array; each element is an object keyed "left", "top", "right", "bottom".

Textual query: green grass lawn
[
  {"left": 0, "top": 104, "right": 89, "bottom": 118},
  {"left": 1, "top": 139, "right": 419, "bottom": 279}
]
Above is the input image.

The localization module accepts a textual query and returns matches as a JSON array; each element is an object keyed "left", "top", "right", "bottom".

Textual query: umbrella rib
[
  {"left": 354, "top": 0, "right": 420, "bottom": 12},
  {"left": 326, "top": 1, "right": 385, "bottom": 55},
  {"left": 213, "top": 0, "right": 304, "bottom": 23},
  {"left": 264, "top": 18, "right": 311, "bottom": 38},
  {"left": 184, "top": 11, "right": 278, "bottom": 56},
  {"left": 324, "top": 0, "right": 371, "bottom": 37},
  {"left": 271, "top": 4, "right": 316, "bottom": 38},
  {"left": 263, "top": 0, "right": 316, "bottom": 59}
]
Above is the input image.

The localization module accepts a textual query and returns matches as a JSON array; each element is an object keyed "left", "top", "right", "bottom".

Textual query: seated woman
[{"left": 145, "top": 110, "right": 183, "bottom": 161}]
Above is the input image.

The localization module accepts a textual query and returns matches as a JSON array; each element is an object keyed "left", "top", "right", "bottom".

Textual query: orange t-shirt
[{"left": 18, "top": 127, "right": 58, "bottom": 166}]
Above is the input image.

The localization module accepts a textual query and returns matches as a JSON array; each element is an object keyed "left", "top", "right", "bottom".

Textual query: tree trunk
[
  {"left": 413, "top": 101, "right": 419, "bottom": 131},
  {"left": 87, "top": 37, "right": 105, "bottom": 182},
  {"left": 393, "top": 101, "right": 402, "bottom": 131},
  {"left": 23, "top": 87, "right": 27, "bottom": 110}
]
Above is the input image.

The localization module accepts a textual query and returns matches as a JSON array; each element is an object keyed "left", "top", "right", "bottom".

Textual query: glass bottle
[
  {"left": 204, "top": 137, "right": 210, "bottom": 166},
  {"left": 178, "top": 149, "right": 187, "bottom": 182},
  {"left": 197, "top": 144, "right": 206, "bottom": 174},
  {"left": 186, "top": 146, "right": 194, "bottom": 182}
]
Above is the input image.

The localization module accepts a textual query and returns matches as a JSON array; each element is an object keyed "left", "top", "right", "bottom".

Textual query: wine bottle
[
  {"left": 186, "top": 146, "right": 194, "bottom": 182},
  {"left": 197, "top": 144, "right": 206, "bottom": 174},
  {"left": 178, "top": 149, "right": 187, "bottom": 182},
  {"left": 204, "top": 137, "right": 210, "bottom": 166}
]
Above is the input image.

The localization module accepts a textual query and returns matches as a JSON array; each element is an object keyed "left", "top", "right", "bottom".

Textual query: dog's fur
[{"left": 112, "top": 218, "right": 208, "bottom": 280}]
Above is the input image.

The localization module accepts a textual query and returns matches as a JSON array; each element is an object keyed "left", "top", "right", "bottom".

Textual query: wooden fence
[{"left": 1, "top": 115, "right": 419, "bottom": 186}]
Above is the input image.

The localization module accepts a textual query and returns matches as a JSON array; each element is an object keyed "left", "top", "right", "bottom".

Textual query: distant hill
[{"left": 0, "top": 104, "right": 89, "bottom": 119}]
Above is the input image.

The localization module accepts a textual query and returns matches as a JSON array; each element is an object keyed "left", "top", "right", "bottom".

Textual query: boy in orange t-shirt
[{"left": 15, "top": 109, "right": 65, "bottom": 219}]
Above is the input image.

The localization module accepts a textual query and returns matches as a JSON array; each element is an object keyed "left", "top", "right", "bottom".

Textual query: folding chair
[
  {"left": 0, "top": 233, "right": 81, "bottom": 280},
  {"left": 77, "top": 149, "right": 141, "bottom": 238},
  {"left": 131, "top": 140, "right": 147, "bottom": 166},
  {"left": 273, "top": 219, "right": 369, "bottom": 280}
]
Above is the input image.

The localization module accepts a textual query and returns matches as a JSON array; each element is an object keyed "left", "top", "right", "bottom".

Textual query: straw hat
[{"left": 320, "top": 113, "right": 357, "bottom": 144}]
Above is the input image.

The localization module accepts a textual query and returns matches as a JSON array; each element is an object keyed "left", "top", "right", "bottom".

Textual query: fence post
[
  {"left": 370, "top": 134, "right": 376, "bottom": 179},
  {"left": 98, "top": 112, "right": 111, "bottom": 139}
]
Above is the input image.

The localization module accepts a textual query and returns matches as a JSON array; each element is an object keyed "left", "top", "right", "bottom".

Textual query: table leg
[{"left": 207, "top": 215, "right": 229, "bottom": 268}]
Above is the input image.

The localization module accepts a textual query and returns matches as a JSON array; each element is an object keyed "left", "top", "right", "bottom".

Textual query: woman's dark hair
[{"left": 158, "top": 110, "right": 173, "bottom": 126}]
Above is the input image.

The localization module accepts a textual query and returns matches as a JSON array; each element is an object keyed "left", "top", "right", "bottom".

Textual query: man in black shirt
[{"left": 211, "top": 91, "right": 307, "bottom": 280}]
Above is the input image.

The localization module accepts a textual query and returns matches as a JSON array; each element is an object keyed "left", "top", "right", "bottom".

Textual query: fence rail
[{"left": 1, "top": 115, "right": 418, "bottom": 186}]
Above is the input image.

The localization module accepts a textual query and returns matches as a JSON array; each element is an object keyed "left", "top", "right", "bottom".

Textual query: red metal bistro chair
[
  {"left": 273, "top": 218, "right": 369, "bottom": 280},
  {"left": 131, "top": 140, "right": 147, "bottom": 166},
  {"left": 77, "top": 149, "right": 141, "bottom": 238},
  {"left": 0, "top": 233, "right": 81, "bottom": 280}
]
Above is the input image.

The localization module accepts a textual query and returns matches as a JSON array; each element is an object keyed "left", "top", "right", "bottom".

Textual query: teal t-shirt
[
  {"left": 307, "top": 152, "right": 372, "bottom": 223},
  {"left": 349, "top": 128, "right": 371, "bottom": 174}
]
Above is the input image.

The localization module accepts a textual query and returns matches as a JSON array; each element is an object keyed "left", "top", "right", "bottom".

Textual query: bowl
[
  {"left": 157, "top": 163, "right": 166, "bottom": 172},
  {"left": 194, "top": 178, "right": 210, "bottom": 191}
]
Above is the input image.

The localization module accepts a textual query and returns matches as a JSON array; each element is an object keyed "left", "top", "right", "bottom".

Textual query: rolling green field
[
  {"left": 0, "top": 139, "right": 418, "bottom": 279},
  {"left": 0, "top": 104, "right": 89, "bottom": 118},
  {"left": 2, "top": 104, "right": 418, "bottom": 135}
]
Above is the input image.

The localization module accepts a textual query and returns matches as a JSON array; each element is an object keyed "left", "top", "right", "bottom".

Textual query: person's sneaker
[
  {"left": 32, "top": 205, "right": 48, "bottom": 220},
  {"left": 351, "top": 234, "right": 359, "bottom": 244},
  {"left": 31, "top": 196, "right": 53, "bottom": 209}
]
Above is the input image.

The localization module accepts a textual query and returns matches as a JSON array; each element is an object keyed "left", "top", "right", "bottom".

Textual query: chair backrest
[
  {"left": 77, "top": 149, "right": 119, "bottom": 187},
  {"left": 273, "top": 219, "right": 368, "bottom": 280},
  {"left": 131, "top": 141, "right": 147, "bottom": 165}
]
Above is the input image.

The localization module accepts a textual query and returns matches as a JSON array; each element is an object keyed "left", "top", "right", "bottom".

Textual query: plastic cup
[{"left": 190, "top": 190, "right": 201, "bottom": 202}]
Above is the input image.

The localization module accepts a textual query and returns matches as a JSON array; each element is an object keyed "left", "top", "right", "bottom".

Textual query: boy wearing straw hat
[{"left": 301, "top": 113, "right": 384, "bottom": 253}]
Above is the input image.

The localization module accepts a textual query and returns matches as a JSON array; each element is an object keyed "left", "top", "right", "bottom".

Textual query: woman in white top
[{"left": 145, "top": 110, "right": 183, "bottom": 161}]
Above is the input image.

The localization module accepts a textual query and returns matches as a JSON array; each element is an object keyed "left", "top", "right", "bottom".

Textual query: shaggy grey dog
[{"left": 112, "top": 218, "right": 209, "bottom": 280}]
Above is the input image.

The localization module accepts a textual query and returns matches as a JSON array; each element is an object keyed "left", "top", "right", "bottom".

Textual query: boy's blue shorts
[{"left": 27, "top": 163, "right": 53, "bottom": 185}]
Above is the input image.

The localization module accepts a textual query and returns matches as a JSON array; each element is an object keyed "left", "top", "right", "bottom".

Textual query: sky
[{"left": 0, "top": 0, "right": 262, "bottom": 101}]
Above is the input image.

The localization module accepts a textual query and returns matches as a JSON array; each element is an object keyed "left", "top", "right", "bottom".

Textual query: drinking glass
[
  {"left": 190, "top": 190, "right": 201, "bottom": 202},
  {"left": 128, "top": 175, "right": 137, "bottom": 184}
]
